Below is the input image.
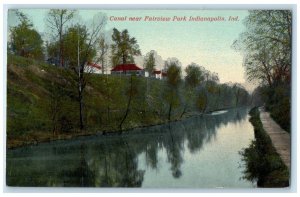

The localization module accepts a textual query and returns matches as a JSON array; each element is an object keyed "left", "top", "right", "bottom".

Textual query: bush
[{"left": 241, "top": 107, "right": 289, "bottom": 187}]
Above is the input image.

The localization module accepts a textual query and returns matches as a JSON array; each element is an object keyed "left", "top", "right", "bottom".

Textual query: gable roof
[
  {"left": 153, "top": 69, "right": 162, "bottom": 74},
  {"left": 87, "top": 62, "right": 102, "bottom": 69},
  {"left": 111, "top": 64, "right": 142, "bottom": 72}
]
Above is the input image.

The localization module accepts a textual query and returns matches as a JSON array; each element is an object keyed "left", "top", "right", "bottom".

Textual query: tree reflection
[
  {"left": 6, "top": 107, "right": 250, "bottom": 187},
  {"left": 60, "top": 143, "right": 96, "bottom": 187},
  {"left": 166, "top": 123, "right": 184, "bottom": 178}
]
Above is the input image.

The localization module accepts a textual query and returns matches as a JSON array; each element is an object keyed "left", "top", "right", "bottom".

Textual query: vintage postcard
[{"left": 5, "top": 7, "right": 292, "bottom": 189}]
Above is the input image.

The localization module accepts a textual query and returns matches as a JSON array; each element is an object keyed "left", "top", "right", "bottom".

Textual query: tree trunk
[
  {"left": 119, "top": 76, "right": 133, "bottom": 132},
  {"left": 59, "top": 15, "right": 63, "bottom": 67},
  {"left": 180, "top": 105, "right": 187, "bottom": 119},
  {"left": 78, "top": 72, "right": 84, "bottom": 130},
  {"left": 101, "top": 58, "right": 105, "bottom": 74},
  {"left": 168, "top": 103, "right": 172, "bottom": 121},
  {"left": 122, "top": 54, "right": 126, "bottom": 64},
  {"left": 79, "top": 89, "right": 84, "bottom": 130}
]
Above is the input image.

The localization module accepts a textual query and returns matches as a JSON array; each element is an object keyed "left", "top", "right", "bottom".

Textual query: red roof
[
  {"left": 87, "top": 62, "right": 101, "bottom": 69},
  {"left": 111, "top": 64, "right": 142, "bottom": 72},
  {"left": 153, "top": 69, "right": 162, "bottom": 74}
]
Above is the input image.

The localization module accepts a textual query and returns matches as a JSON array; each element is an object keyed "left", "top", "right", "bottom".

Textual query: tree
[
  {"left": 164, "top": 59, "right": 182, "bottom": 121},
  {"left": 98, "top": 36, "right": 109, "bottom": 74},
  {"left": 144, "top": 50, "right": 156, "bottom": 76},
  {"left": 233, "top": 10, "right": 291, "bottom": 132},
  {"left": 111, "top": 28, "right": 141, "bottom": 66},
  {"left": 9, "top": 11, "right": 44, "bottom": 60},
  {"left": 62, "top": 14, "right": 106, "bottom": 130},
  {"left": 233, "top": 10, "right": 291, "bottom": 86},
  {"left": 185, "top": 63, "right": 204, "bottom": 88},
  {"left": 180, "top": 63, "right": 204, "bottom": 117},
  {"left": 119, "top": 75, "right": 139, "bottom": 132},
  {"left": 46, "top": 9, "right": 76, "bottom": 67}
]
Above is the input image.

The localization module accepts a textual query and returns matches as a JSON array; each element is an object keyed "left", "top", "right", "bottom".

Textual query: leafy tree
[
  {"left": 144, "top": 50, "right": 156, "bottom": 76},
  {"left": 233, "top": 10, "right": 291, "bottom": 86},
  {"left": 46, "top": 9, "right": 76, "bottom": 67},
  {"left": 164, "top": 59, "right": 182, "bottom": 121},
  {"left": 233, "top": 10, "right": 291, "bottom": 132},
  {"left": 9, "top": 11, "right": 44, "bottom": 60},
  {"left": 62, "top": 14, "right": 106, "bottom": 130},
  {"left": 111, "top": 28, "right": 141, "bottom": 66},
  {"left": 63, "top": 25, "right": 96, "bottom": 68},
  {"left": 185, "top": 63, "right": 204, "bottom": 88}
]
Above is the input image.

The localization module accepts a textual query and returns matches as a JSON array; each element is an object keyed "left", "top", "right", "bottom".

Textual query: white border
[{"left": 1, "top": 1, "right": 299, "bottom": 195}]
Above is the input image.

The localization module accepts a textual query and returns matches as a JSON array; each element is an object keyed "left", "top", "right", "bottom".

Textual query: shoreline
[
  {"left": 6, "top": 107, "right": 241, "bottom": 150},
  {"left": 241, "top": 107, "right": 289, "bottom": 187},
  {"left": 7, "top": 111, "right": 203, "bottom": 150}
]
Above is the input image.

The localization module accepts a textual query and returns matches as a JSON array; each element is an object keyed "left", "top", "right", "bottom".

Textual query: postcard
[{"left": 5, "top": 7, "right": 292, "bottom": 189}]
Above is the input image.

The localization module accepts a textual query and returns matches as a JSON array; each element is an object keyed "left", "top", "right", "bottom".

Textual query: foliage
[
  {"left": 233, "top": 10, "right": 291, "bottom": 86},
  {"left": 166, "top": 60, "right": 182, "bottom": 88},
  {"left": 7, "top": 55, "right": 251, "bottom": 147},
  {"left": 144, "top": 50, "right": 156, "bottom": 75},
  {"left": 9, "top": 11, "right": 44, "bottom": 60},
  {"left": 234, "top": 10, "right": 291, "bottom": 133},
  {"left": 46, "top": 9, "right": 76, "bottom": 67},
  {"left": 64, "top": 25, "right": 96, "bottom": 68},
  {"left": 111, "top": 28, "right": 141, "bottom": 66},
  {"left": 185, "top": 63, "right": 204, "bottom": 88},
  {"left": 240, "top": 107, "right": 289, "bottom": 187}
]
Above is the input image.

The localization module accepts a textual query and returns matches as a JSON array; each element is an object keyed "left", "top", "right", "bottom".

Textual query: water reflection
[{"left": 7, "top": 107, "right": 251, "bottom": 187}]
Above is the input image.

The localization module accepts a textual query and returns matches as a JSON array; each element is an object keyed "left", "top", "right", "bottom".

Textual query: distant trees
[
  {"left": 144, "top": 50, "right": 156, "bottom": 76},
  {"left": 9, "top": 11, "right": 44, "bottom": 60},
  {"left": 182, "top": 63, "right": 204, "bottom": 116},
  {"left": 46, "top": 9, "right": 76, "bottom": 67},
  {"left": 98, "top": 36, "right": 109, "bottom": 74},
  {"left": 185, "top": 63, "right": 204, "bottom": 88},
  {"left": 7, "top": 9, "right": 253, "bottom": 136},
  {"left": 164, "top": 59, "right": 182, "bottom": 121},
  {"left": 111, "top": 28, "right": 141, "bottom": 66}
]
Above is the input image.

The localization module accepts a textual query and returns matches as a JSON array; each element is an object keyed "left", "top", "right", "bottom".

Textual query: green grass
[
  {"left": 240, "top": 107, "right": 289, "bottom": 187},
  {"left": 6, "top": 55, "right": 170, "bottom": 147},
  {"left": 7, "top": 54, "right": 250, "bottom": 148}
]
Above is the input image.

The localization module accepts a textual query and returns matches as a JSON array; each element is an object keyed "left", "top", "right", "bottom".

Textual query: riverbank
[
  {"left": 7, "top": 110, "right": 206, "bottom": 149},
  {"left": 7, "top": 55, "right": 251, "bottom": 150},
  {"left": 241, "top": 107, "right": 289, "bottom": 187}
]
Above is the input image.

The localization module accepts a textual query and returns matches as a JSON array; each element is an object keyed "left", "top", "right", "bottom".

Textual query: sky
[{"left": 7, "top": 9, "right": 253, "bottom": 88}]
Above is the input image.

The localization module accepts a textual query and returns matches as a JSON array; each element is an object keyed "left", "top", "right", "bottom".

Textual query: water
[{"left": 6, "top": 107, "right": 256, "bottom": 188}]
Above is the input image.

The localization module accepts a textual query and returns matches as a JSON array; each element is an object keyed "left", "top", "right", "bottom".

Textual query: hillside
[
  {"left": 7, "top": 55, "right": 173, "bottom": 147},
  {"left": 7, "top": 55, "right": 249, "bottom": 148}
]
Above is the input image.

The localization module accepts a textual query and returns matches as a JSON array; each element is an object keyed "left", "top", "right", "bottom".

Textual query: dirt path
[{"left": 259, "top": 108, "right": 291, "bottom": 170}]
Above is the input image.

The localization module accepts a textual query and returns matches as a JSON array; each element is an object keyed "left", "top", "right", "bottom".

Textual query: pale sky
[{"left": 8, "top": 9, "right": 251, "bottom": 86}]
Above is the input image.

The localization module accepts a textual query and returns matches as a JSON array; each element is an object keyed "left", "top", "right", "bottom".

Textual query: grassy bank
[
  {"left": 241, "top": 107, "right": 289, "bottom": 187},
  {"left": 7, "top": 54, "right": 250, "bottom": 149}
]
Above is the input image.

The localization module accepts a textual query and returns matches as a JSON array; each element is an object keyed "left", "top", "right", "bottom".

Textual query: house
[
  {"left": 152, "top": 69, "right": 162, "bottom": 79},
  {"left": 150, "top": 69, "right": 167, "bottom": 79},
  {"left": 84, "top": 62, "right": 102, "bottom": 74},
  {"left": 111, "top": 64, "right": 143, "bottom": 76}
]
